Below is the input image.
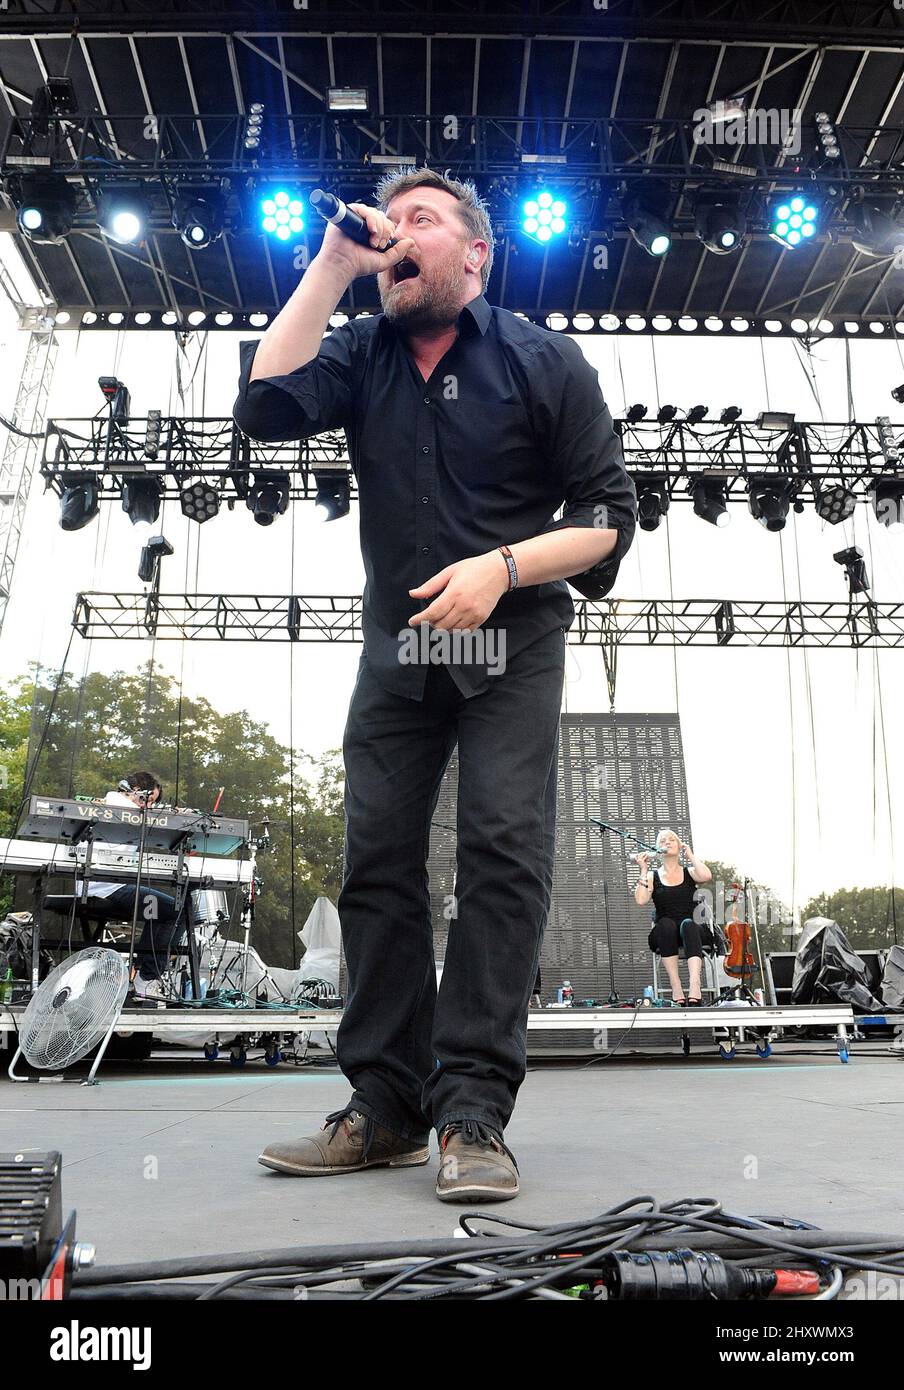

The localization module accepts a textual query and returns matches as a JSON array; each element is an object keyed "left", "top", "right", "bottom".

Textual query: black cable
[{"left": 0, "top": 412, "right": 45, "bottom": 440}]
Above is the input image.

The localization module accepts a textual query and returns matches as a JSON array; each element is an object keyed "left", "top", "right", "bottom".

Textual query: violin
[{"left": 724, "top": 881, "right": 756, "bottom": 979}]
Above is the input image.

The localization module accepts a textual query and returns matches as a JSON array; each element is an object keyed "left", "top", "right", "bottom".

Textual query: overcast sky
[{"left": 0, "top": 235, "right": 901, "bottom": 913}]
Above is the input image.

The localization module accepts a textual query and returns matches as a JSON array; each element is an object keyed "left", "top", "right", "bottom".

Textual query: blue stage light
[
  {"left": 521, "top": 191, "right": 567, "bottom": 244},
  {"left": 771, "top": 194, "right": 819, "bottom": 248},
  {"left": 261, "top": 189, "right": 305, "bottom": 240}
]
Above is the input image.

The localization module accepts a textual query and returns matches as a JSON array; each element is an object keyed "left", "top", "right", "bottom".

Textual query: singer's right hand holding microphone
[{"left": 317, "top": 203, "right": 416, "bottom": 283}]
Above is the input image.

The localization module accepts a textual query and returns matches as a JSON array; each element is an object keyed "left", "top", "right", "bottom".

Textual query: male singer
[{"left": 234, "top": 168, "right": 636, "bottom": 1202}]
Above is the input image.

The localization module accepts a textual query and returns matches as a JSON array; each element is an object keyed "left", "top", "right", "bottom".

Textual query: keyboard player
[{"left": 84, "top": 771, "right": 187, "bottom": 1000}]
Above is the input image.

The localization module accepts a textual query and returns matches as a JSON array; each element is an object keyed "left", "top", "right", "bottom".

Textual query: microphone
[{"left": 309, "top": 189, "right": 398, "bottom": 250}]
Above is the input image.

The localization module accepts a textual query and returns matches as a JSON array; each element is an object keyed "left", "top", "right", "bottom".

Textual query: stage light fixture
[
  {"left": 657, "top": 405, "right": 678, "bottom": 424},
  {"left": 815, "top": 484, "right": 857, "bottom": 525},
  {"left": 313, "top": 470, "right": 351, "bottom": 521},
  {"left": 121, "top": 476, "right": 162, "bottom": 526},
  {"left": 757, "top": 411, "right": 796, "bottom": 432},
  {"left": 625, "top": 404, "right": 648, "bottom": 423},
  {"left": 138, "top": 534, "right": 173, "bottom": 584},
  {"left": 98, "top": 376, "right": 131, "bottom": 420},
  {"left": 247, "top": 471, "right": 290, "bottom": 526},
  {"left": 833, "top": 545, "right": 869, "bottom": 594},
  {"left": 691, "top": 476, "right": 730, "bottom": 528},
  {"left": 636, "top": 475, "right": 670, "bottom": 533},
  {"left": 892, "top": 384, "right": 904, "bottom": 404},
  {"left": 695, "top": 195, "right": 746, "bottom": 255},
  {"left": 877, "top": 415, "right": 900, "bottom": 464},
  {"left": 260, "top": 189, "right": 305, "bottom": 241},
  {"left": 180, "top": 480, "right": 220, "bottom": 523},
  {"left": 705, "top": 96, "right": 748, "bottom": 124},
  {"left": 145, "top": 409, "right": 162, "bottom": 459},
  {"left": 174, "top": 193, "right": 224, "bottom": 250},
  {"left": 687, "top": 405, "right": 709, "bottom": 424},
  {"left": 624, "top": 188, "right": 672, "bottom": 257},
  {"left": 815, "top": 112, "right": 841, "bottom": 162},
  {"left": 869, "top": 476, "right": 904, "bottom": 529},
  {"left": 747, "top": 475, "right": 792, "bottom": 532},
  {"left": 97, "top": 187, "right": 149, "bottom": 246},
  {"left": 720, "top": 406, "right": 743, "bottom": 424},
  {"left": 30, "top": 76, "right": 78, "bottom": 131},
  {"left": 244, "top": 102, "right": 265, "bottom": 151},
  {"left": 15, "top": 174, "right": 77, "bottom": 244},
  {"left": 770, "top": 194, "right": 818, "bottom": 249},
  {"left": 59, "top": 474, "right": 100, "bottom": 532},
  {"left": 521, "top": 190, "right": 567, "bottom": 244},
  {"left": 850, "top": 203, "right": 904, "bottom": 258},
  {"left": 327, "top": 87, "right": 369, "bottom": 111}
]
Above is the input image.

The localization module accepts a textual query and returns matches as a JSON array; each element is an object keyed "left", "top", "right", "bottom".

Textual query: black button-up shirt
[{"left": 233, "top": 294, "right": 637, "bottom": 700}]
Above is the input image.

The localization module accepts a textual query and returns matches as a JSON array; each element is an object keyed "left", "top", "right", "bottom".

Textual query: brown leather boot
[
  {"left": 258, "top": 1107, "right": 430, "bottom": 1176},
  {"left": 435, "top": 1120, "right": 520, "bottom": 1202}
]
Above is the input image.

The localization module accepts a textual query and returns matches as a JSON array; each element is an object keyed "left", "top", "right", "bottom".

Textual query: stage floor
[{"left": 2, "top": 1041, "right": 902, "bottom": 1266}]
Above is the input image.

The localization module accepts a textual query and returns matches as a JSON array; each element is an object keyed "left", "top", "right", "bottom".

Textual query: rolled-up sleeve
[
  {"left": 537, "top": 336, "right": 637, "bottom": 598},
  {"left": 232, "top": 324, "right": 360, "bottom": 442}
]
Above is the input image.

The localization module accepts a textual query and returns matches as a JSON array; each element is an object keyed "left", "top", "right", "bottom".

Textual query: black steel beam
[
  {"left": 3, "top": 113, "right": 901, "bottom": 189},
  {"left": 3, "top": 1, "right": 904, "bottom": 45}
]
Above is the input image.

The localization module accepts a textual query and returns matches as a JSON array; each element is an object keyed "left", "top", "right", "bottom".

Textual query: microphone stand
[
  {"left": 601, "top": 878, "right": 619, "bottom": 1005},
  {"left": 126, "top": 791, "right": 153, "bottom": 984}
]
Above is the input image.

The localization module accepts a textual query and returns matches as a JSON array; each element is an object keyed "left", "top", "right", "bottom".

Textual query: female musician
[{"left": 634, "top": 828, "right": 713, "bottom": 1005}]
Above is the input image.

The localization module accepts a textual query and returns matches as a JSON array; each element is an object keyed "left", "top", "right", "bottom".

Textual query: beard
[{"left": 378, "top": 249, "right": 469, "bottom": 333}]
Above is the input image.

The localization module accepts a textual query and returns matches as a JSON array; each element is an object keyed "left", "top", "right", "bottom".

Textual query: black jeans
[
  {"left": 98, "top": 886, "right": 186, "bottom": 980},
  {"left": 336, "top": 625, "right": 566, "bottom": 1143}
]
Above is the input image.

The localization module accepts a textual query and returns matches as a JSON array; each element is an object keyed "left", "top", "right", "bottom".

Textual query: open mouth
[{"left": 393, "top": 258, "right": 420, "bottom": 283}]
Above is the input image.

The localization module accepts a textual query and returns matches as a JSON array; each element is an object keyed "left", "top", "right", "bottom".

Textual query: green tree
[
  {"left": 0, "top": 664, "right": 345, "bottom": 967},
  {"left": 800, "top": 885, "right": 903, "bottom": 953}
]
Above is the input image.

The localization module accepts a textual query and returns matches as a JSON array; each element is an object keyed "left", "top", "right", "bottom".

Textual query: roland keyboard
[
  {"left": 0, "top": 837, "right": 254, "bottom": 890},
  {"left": 16, "top": 796, "right": 249, "bottom": 856}
]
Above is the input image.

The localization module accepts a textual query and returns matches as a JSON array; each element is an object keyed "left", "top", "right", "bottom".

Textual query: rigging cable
[{"left": 289, "top": 495, "right": 298, "bottom": 970}]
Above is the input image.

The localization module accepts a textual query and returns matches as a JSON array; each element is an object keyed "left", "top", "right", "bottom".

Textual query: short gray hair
[{"left": 373, "top": 165, "right": 494, "bottom": 290}]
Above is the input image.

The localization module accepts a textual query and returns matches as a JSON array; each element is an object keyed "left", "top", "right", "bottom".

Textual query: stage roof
[{"left": 2, "top": 1, "right": 904, "bottom": 329}]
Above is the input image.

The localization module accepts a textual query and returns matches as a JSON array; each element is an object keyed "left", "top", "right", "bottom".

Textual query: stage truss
[
  {"left": 39, "top": 414, "right": 904, "bottom": 504},
  {"left": 71, "top": 592, "right": 904, "bottom": 649}
]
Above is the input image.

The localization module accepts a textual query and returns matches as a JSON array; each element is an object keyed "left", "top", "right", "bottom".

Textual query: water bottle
[
  {"left": 557, "top": 980, "right": 574, "bottom": 1005},
  {"left": 0, "top": 965, "right": 12, "bottom": 1004},
  {"left": 642, "top": 985, "right": 655, "bottom": 1008}
]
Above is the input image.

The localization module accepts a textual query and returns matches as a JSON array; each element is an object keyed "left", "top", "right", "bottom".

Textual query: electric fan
[{"left": 8, "top": 948, "right": 129, "bottom": 1086}]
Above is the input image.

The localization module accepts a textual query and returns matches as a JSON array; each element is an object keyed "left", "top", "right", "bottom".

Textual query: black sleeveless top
[{"left": 651, "top": 865, "right": 700, "bottom": 924}]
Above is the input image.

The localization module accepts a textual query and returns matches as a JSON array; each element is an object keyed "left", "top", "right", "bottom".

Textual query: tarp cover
[
  {"left": 791, "top": 917, "right": 888, "bottom": 1012},
  {"left": 880, "top": 944, "right": 904, "bottom": 1010}
]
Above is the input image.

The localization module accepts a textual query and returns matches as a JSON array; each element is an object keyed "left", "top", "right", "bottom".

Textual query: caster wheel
[
  {"left": 229, "top": 1047, "right": 247, "bottom": 1068},
  {"left": 264, "top": 1046, "right": 282, "bottom": 1068},
  {"left": 719, "top": 1044, "right": 737, "bottom": 1061},
  {"left": 838, "top": 1046, "right": 849, "bottom": 1064},
  {"left": 681, "top": 1035, "right": 691, "bottom": 1056},
  {"left": 204, "top": 1043, "right": 219, "bottom": 1062},
  {"left": 755, "top": 1042, "right": 772, "bottom": 1059}
]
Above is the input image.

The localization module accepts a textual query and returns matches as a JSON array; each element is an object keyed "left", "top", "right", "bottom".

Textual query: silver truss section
[{"left": 0, "top": 313, "right": 57, "bottom": 638}]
